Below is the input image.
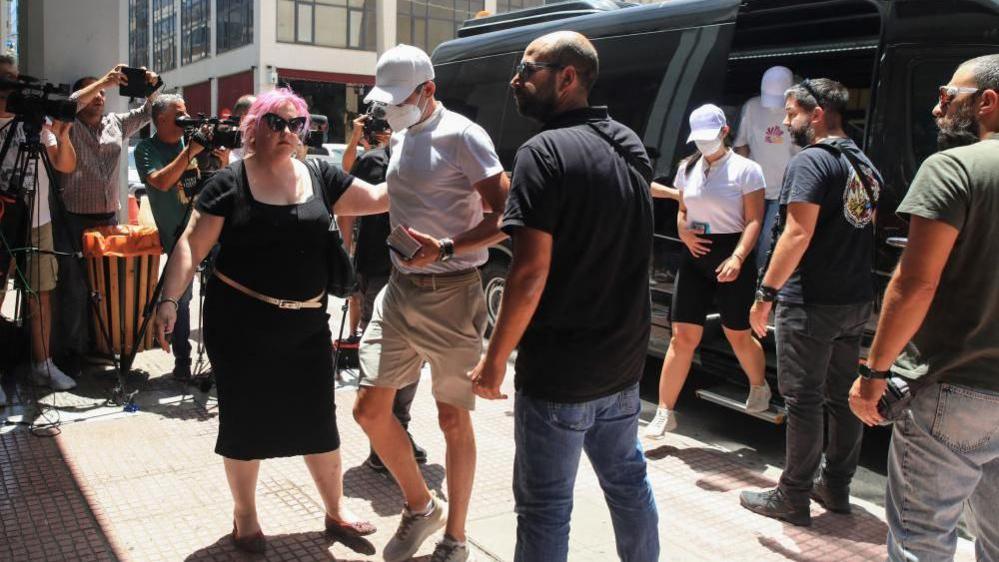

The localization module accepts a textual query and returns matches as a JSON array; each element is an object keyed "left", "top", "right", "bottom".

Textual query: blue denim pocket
[
  {"left": 548, "top": 402, "right": 594, "bottom": 432},
  {"left": 614, "top": 385, "right": 642, "bottom": 418},
  {"left": 930, "top": 384, "right": 999, "bottom": 454}
]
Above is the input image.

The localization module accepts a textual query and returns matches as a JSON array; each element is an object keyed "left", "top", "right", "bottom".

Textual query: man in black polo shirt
[{"left": 469, "top": 30, "right": 659, "bottom": 562}]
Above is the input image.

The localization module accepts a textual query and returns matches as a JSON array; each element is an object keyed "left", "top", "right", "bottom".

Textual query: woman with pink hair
[{"left": 154, "top": 88, "right": 386, "bottom": 554}]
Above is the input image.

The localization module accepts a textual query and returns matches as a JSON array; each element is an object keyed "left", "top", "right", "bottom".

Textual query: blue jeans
[
  {"left": 513, "top": 384, "right": 659, "bottom": 562},
  {"left": 886, "top": 383, "right": 999, "bottom": 562},
  {"left": 755, "top": 199, "right": 780, "bottom": 273},
  {"left": 172, "top": 282, "right": 193, "bottom": 366}
]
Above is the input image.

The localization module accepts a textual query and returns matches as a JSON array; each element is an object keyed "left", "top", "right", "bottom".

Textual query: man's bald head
[{"left": 526, "top": 31, "right": 599, "bottom": 93}]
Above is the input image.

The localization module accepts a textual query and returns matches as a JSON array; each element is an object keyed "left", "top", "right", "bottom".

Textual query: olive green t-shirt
[
  {"left": 134, "top": 137, "right": 193, "bottom": 254},
  {"left": 893, "top": 134, "right": 999, "bottom": 392}
]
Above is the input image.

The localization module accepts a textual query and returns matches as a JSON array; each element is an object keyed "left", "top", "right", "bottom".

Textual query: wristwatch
[
  {"left": 438, "top": 238, "right": 455, "bottom": 262},
  {"left": 859, "top": 363, "right": 891, "bottom": 380},
  {"left": 755, "top": 285, "right": 779, "bottom": 303}
]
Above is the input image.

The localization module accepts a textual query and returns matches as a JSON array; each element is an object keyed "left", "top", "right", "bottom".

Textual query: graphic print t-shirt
[
  {"left": 777, "top": 138, "right": 881, "bottom": 305},
  {"left": 734, "top": 97, "right": 797, "bottom": 200}
]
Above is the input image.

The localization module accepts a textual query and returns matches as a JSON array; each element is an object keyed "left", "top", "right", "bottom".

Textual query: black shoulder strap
[
  {"left": 585, "top": 122, "right": 651, "bottom": 185},
  {"left": 805, "top": 140, "right": 879, "bottom": 211},
  {"left": 304, "top": 158, "right": 344, "bottom": 236}
]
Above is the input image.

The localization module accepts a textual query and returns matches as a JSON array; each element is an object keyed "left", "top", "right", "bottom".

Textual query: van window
[{"left": 434, "top": 52, "right": 521, "bottom": 158}]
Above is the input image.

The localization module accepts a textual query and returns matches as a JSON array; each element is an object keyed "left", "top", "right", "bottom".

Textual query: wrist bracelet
[{"left": 158, "top": 298, "right": 180, "bottom": 312}]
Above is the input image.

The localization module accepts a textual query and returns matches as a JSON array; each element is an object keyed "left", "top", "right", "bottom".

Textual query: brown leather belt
[{"left": 214, "top": 270, "right": 325, "bottom": 310}]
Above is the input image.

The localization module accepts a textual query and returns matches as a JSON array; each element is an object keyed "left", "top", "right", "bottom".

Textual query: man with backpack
[{"left": 741, "top": 78, "right": 883, "bottom": 526}]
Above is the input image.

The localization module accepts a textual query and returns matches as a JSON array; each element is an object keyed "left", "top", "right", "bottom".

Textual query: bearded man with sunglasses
[
  {"left": 848, "top": 54, "right": 999, "bottom": 562},
  {"left": 351, "top": 44, "right": 509, "bottom": 562},
  {"left": 470, "top": 31, "right": 659, "bottom": 561}
]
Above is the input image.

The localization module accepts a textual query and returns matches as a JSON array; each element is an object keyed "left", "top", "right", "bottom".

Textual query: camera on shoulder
[{"left": 0, "top": 76, "right": 76, "bottom": 129}]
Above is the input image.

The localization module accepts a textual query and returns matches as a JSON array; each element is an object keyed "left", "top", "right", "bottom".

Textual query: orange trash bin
[{"left": 82, "top": 225, "right": 163, "bottom": 356}]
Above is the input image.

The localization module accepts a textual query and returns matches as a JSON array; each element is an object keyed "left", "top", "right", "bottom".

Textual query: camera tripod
[
  {"left": 125, "top": 175, "right": 215, "bottom": 398},
  {"left": 0, "top": 115, "right": 124, "bottom": 413}
]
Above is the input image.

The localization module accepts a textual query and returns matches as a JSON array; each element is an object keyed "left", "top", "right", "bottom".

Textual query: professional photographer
[
  {"left": 306, "top": 114, "right": 330, "bottom": 156},
  {"left": 338, "top": 109, "right": 427, "bottom": 474},
  {"left": 134, "top": 94, "right": 228, "bottom": 381},
  {"left": 53, "top": 64, "right": 161, "bottom": 374},
  {"left": 229, "top": 94, "right": 255, "bottom": 162},
  {"left": 0, "top": 54, "right": 78, "bottom": 400}
]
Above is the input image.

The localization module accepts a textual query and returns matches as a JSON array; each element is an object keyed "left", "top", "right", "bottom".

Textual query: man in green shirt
[
  {"left": 850, "top": 54, "right": 999, "bottom": 561},
  {"left": 135, "top": 94, "right": 226, "bottom": 380}
]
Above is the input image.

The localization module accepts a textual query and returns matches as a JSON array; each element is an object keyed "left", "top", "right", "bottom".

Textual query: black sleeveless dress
[{"left": 196, "top": 160, "right": 353, "bottom": 460}]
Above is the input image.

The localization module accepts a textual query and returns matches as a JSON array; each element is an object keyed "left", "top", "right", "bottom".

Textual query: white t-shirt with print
[
  {"left": 734, "top": 96, "right": 797, "bottom": 199},
  {"left": 0, "top": 117, "right": 59, "bottom": 227},
  {"left": 675, "top": 150, "right": 765, "bottom": 235},
  {"left": 386, "top": 103, "right": 504, "bottom": 274}
]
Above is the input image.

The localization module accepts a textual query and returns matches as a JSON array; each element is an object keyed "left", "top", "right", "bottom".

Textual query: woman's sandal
[
  {"left": 325, "top": 514, "right": 377, "bottom": 555},
  {"left": 231, "top": 519, "right": 267, "bottom": 553}
]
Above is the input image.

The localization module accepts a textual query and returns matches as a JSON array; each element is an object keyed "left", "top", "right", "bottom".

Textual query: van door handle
[{"left": 886, "top": 237, "right": 908, "bottom": 248}]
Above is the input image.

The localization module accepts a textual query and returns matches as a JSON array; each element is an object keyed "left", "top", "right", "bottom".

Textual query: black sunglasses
[
  {"left": 262, "top": 112, "right": 308, "bottom": 134},
  {"left": 514, "top": 61, "right": 564, "bottom": 81}
]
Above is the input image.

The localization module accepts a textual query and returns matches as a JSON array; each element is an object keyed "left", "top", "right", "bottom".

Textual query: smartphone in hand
[
  {"left": 386, "top": 224, "right": 422, "bottom": 261},
  {"left": 119, "top": 66, "right": 148, "bottom": 98}
]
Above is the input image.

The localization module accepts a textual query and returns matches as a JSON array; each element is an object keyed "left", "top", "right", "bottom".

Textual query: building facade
[{"left": 124, "top": 0, "right": 545, "bottom": 142}]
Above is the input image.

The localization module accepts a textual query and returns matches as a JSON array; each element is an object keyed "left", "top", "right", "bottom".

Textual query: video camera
[
  {"left": 363, "top": 104, "right": 390, "bottom": 141},
  {"left": 174, "top": 114, "right": 243, "bottom": 151},
  {"left": 0, "top": 76, "right": 76, "bottom": 130}
]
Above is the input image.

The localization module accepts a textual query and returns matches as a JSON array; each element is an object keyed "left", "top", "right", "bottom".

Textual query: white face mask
[
  {"left": 384, "top": 92, "right": 425, "bottom": 131},
  {"left": 694, "top": 136, "right": 724, "bottom": 156}
]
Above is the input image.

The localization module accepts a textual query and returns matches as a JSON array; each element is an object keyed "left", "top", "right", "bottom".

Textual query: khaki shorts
[
  {"left": 15, "top": 223, "right": 59, "bottom": 293},
  {"left": 359, "top": 268, "right": 487, "bottom": 411}
]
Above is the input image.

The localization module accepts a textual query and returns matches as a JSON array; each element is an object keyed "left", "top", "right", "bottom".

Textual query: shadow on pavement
[
  {"left": 183, "top": 530, "right": 375, "bottom": 561},
  {"left": 645, "top": 444, "right": 775, "bottom": 492},
  {"left": 757, "top": 506, "right": 888, "bottom": 560},
  {"left": 342, "top": 463, "right": 447, "bottom": 517}
]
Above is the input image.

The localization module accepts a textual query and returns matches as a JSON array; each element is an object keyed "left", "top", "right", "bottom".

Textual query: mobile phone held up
[
  {"left": 118, "top": 66, "right": 148, "bottom": 98},
  {"left": 386, "top": 225, "right": 422, "bottom": 261}
]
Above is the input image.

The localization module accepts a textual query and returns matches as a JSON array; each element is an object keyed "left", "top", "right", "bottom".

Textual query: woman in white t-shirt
[{"left": 647, "top": 104, "right": 771, "bottom": 438}]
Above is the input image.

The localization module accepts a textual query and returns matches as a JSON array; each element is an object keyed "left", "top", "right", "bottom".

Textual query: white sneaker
[
  {"left": 645, "top": 407, "right": 677, "bottom": 439},
  {"left": 30, "top": 360, "right": 77, "bottom": 391},
  {"left": 745, "top": 383, "right": 772, "bottom": 413},
  {"left": 383, "top": 493, "right": 447, "bottom": 562}
]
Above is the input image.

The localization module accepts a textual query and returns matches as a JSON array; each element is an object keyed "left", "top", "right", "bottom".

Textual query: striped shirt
[{"left": 61, "top": 99, "right": 151, "bottom": 215}]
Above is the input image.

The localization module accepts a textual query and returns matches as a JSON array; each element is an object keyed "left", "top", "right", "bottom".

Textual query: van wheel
[{"left": 481, "top": 257, "right": 510, "bottom": 338}]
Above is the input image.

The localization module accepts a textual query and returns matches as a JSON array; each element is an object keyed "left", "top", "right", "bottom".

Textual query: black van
[{"left": 431, "top": 0, "right": 999, "bottom": 416}]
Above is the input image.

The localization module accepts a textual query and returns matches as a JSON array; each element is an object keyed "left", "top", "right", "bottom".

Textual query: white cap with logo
[
  {"left": 364, "top": 44, "right": 435, "bottom": 105},
  {"left": 686, "top": 104, "right": 728, "bottom": 143},
  {"left": 761, "top": 66, "right": 794, "bottom": 109}
]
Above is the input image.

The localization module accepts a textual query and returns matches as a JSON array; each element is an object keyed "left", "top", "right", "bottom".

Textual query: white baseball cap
[
  {"left": 364, "top": 44, "right": 435, "bottom": 105},
  {"left": 686, "top": 104, "right": 728, "bottom": 143},
  {"left": 761, "top": 66, "right": 793, "bottom": 109}
]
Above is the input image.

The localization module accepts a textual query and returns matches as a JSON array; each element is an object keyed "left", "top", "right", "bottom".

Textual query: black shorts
[{"left": 670, "top": 233, "right": 757, "bottom": 331}]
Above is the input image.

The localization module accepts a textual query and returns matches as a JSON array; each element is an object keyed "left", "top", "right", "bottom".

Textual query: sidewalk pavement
[{"left": 1, "top": 296, "right": 977, "bottom": 561}]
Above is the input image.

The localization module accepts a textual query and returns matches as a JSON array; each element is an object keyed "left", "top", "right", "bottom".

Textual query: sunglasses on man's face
[
  {"left": 262, "top": 112, "right": 308, "bottom": 135},
  {"left": 514, "top": 61, "right": 564, "bottom": 81},
  {"left": 938, "top": 85, "right": 980, "bottom": 107}
]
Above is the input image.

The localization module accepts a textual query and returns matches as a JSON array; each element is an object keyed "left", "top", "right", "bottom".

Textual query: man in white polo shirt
[{"left": 352, "top": 44, "right": 509, "bottom": 562}]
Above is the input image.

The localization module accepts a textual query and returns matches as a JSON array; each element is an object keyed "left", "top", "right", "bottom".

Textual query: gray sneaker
[
  {"left": 383, "top": 493, "right": 447, "bottom": 562},
  {"left": 431, "top": 536, "right": 473, "bottom": 562},
  {"left": 745, "top": 383, "right": 772, "bottom": 413}
]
